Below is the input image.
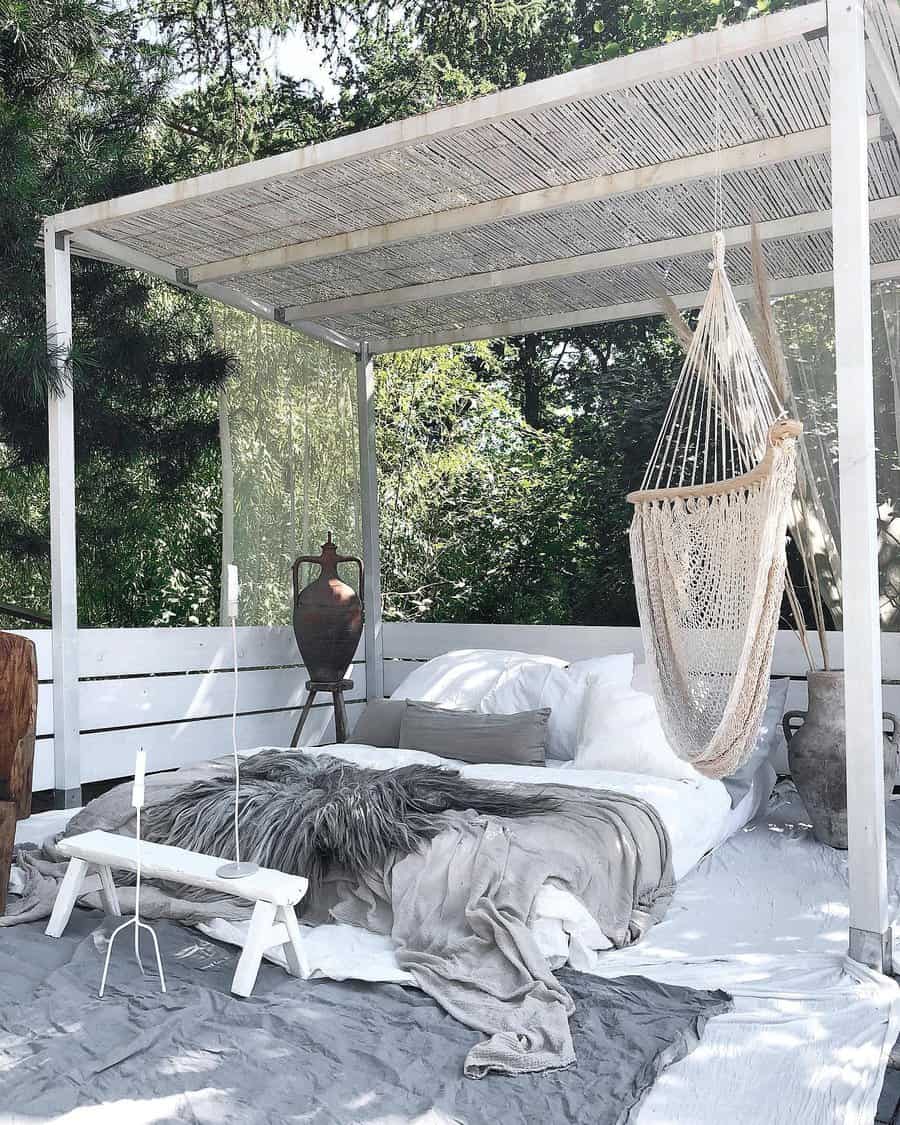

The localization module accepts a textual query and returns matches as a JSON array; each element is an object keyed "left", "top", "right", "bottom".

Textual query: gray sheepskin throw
[{"left": 141, "top": 750, "right": 559, "bottom": 889}]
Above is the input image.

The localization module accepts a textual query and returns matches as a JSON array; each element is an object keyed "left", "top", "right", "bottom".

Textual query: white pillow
[
  {"left": 480, "top": 653, "right": 635, "bottom": 760},
  {"left": 573, "top": 676, "right": 702, "bottom": 782},
  {"left": 389, "top": 648, "right": 565, "bottom": 711}
]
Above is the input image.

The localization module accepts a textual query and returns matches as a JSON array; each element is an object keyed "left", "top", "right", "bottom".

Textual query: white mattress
[
  {"left": 15, "top": 743, "right": 747, "bottom": 965},
  {"left": 301, "top": 742, "right": 737, "bottom": 881},
  {"left": 288, "top": 742, "right": 745, "bottom": 965}
]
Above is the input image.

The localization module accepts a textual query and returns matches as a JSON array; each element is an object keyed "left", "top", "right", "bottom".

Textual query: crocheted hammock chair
[{"left": 628, "top": 234, "right": 801, "bottom": 779}]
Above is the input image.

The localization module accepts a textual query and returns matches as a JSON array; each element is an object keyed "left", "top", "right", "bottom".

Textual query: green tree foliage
[
  {"left": 375, "top": 321, "right": 683, "bottom": 626},
  {"left": 0, "top": 0, "right": 232, "bottom": 627}
]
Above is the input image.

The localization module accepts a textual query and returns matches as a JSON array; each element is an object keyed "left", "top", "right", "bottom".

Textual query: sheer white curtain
[
  {"left": 211, "top": 308, "right": 361, "bottom": 627},
  {"left": 775, "top": 280, "right": 900, "bottom": 629}
]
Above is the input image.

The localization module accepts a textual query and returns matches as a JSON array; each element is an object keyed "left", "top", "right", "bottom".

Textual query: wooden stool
[{"left": 290, "top": 679, "right": 353, "bottom": 747}]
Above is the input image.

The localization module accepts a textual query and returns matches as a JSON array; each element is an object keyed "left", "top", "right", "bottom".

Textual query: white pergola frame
[{"left": 41, "top": 0, "right": 898, "bottom": 971}]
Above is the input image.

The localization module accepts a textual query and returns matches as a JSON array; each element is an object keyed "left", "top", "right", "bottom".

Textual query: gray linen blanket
[
  {"left": 4, "top": 752, "right": 675, "bottom": 1077},
  {"left": 0, "top": 912, "right": 732, "bottom": 1124}
]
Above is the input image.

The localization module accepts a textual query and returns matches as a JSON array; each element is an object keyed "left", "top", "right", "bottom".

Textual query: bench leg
[
  {"left": 95, "top": 864, "right": 121, "bottom": 917},
  {"left": 45, "top": 857, "right": 89, "bottom": 938},
  {"left": 277, "top": 904, "right": 311, "bottom": 980},
  {"left": 232, "top": 900, "right": 278, "bottom": 998}
]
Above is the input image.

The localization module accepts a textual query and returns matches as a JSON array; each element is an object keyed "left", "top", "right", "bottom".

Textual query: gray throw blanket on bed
[{"left": 5, "top": 751, "right": 674, "bottom": 1078}]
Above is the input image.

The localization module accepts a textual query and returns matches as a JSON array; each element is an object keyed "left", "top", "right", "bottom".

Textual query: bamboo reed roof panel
[
  {"left": 222, "top": 139, "right": 900, "bottom": 310},
  {"left": 313, "top": 221, "right": 900, "bottom": 342},
  {"left": 52, "top": 2, "right": 900, "bottom": 350},
  {"left": 84, "top": 34, "right": 839, "bottom": 269}
]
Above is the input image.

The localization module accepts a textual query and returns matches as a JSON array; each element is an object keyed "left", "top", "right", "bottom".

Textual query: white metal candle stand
[{"left": 99, "top": 750, "right": 166, "bottom": 998}]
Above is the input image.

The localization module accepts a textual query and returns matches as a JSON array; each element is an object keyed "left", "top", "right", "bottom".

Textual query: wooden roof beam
[
  {"left": 281, "top": 193, "right": 900, "bottom": 324},
  {"left": 68, "top": 230, "right": 360, "bottom": 353},
  {"left": 866, "top": 1, "right": 900, "bottom": 144},
  {"left": 190, "top": 111, "right": 876, "bottom": 288},
  {"left": 367, "top": 259, "right": 900, "bottom": 353}
]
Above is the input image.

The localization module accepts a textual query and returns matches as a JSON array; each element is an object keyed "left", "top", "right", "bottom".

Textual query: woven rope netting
[{"left": 628, "top": 234, "right": 801, "bottom": 778}]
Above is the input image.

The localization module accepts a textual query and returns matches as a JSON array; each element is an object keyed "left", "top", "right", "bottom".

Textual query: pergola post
[
  {"left": 43, "top": 225, "right": 81, "bottom": 808},
  {"left": 356, "top": 343, "right": 384, "bottom": 701},
  {"left": 828, "top": 0, "right": 891, "bottom": 971}
]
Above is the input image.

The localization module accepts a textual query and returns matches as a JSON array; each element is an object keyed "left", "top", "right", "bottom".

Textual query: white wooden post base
[{"left": 45, "top": 831, "right": 309, "bottom": 998}]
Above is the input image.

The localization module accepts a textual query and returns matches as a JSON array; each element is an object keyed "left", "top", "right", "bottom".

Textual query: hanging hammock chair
[{"left": 628, "top": 234, "right": 801, "bottom": 779}]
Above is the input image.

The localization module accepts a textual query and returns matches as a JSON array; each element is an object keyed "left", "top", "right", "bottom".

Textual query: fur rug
[{"left": 141, "top": 750, "right": 559, "bottom": 889}]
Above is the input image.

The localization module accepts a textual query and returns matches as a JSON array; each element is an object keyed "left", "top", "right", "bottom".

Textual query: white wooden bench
[{"left": 45, "top": 830, "right": 310, "bottom": 998}]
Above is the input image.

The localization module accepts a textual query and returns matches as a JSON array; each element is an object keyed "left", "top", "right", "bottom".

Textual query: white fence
[
  {"left": 15, "top": 622, "right": 900, "bottom": 791},
  {"left": 18, "top": 627, "right": 365, "bottom": 790}
]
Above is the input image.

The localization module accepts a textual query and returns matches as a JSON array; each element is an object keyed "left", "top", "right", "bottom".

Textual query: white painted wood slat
[
  {"left": 37, "top": 667, "right": 365, "bottom": 741},
  {"left": 13, "top": 625, "right": 363, "bottom": 677},
  {"left": 78, "top": 626, "right": 363, "bottom": 677},
  {"left": 77, "top": 665, "right": 365, "bottom": 732},
  {"left": 9, "top": 629, "right": 52, "bottom": 677},
  {"left": 383, "top": 623, "right": 900, "bottom": 681},
  {"left": 382, "top": 622, "right": 646, "bottom": 663},
  {"left": 34, "top": 702, "right": 366, "bottom": 787}
]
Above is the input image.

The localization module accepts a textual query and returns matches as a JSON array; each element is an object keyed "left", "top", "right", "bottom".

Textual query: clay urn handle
[
  {"left": 331, "top": 552, "right": 364, "bottom": 607},
  {"left": 291, "top": 535, "right": 364, "bottom": 611},
  {"left": 884, "top": 712, "right": 899, "bottom": 745},
  {"left": 782, "top": 710, "right": 806, "bottom": 743}
]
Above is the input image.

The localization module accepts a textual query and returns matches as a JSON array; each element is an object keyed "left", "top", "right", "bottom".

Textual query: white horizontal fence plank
[
  {"left": 35, "top": 704, "right": 367, "bottom": 786},
  {"left": 79, "top": 626, "right": 362, "bottom": 676},
  {"left": 12, "top": 625, "right": 360, "bottom": 675},
  {"left": 32, "top": 739, "right": 53, "bottom": 791},
  {"left": 772, "top": 630, "right": 900, "bottom": 679},
  {"left": 33, "top": 628, "right": 365, "bottom": 734},
  {"left": 385, "top": 624, "right": 900, "bottom": 678},
  {"left": 77, "top": 665, "right": 365, "bottom": 731},
  {"left": 36, "top": 683, "right": 53, "bottom": 737},
  {"left": 382, "top": 622, "right": 645, "bottom": 664},
  {"left": 383, "top": 661, "right": 418, "bottom": 696}
]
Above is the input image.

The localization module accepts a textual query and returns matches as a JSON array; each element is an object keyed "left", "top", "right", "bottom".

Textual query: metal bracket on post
[
  {"left": 356, "top": 343, "right": 384, "bottom": 701},
  {"left": 44, "top": 222, "right": 82, "bottom": 810},
  {"left": 849, "top": 926, "right": 893, "bottom": 972}
]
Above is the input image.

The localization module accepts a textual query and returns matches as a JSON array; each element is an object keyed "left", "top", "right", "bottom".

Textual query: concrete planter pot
[{"left": 783, "top": 670, "right": 899, "bottom": 849}]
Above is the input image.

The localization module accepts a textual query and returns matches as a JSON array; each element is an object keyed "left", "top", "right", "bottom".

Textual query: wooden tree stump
[{"left": 0, "top": 632, "right": 38, "bottom": 916}]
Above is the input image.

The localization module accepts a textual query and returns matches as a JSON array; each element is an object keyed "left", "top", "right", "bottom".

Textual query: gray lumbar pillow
[
  {"left": 399, "top": 700, "right": 550, "bottom": 767},
  {"left": 350, "top": 699, "right": 408, "bottom": 747}
]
